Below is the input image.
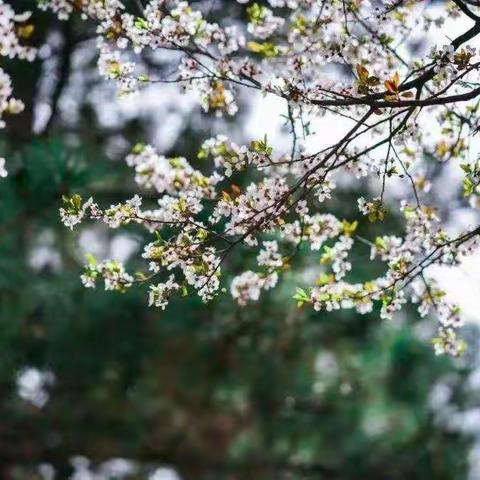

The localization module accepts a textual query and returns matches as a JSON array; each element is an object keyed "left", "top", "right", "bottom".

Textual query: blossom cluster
[
  {"left": 0, "top": 1, "right": 37, "bottom": 177},
  {"left": 81, "top": 255, "right": 134, "bottom": 291},
  {"left": 46, "top": 0, "right": 480, "bottom": 355}
]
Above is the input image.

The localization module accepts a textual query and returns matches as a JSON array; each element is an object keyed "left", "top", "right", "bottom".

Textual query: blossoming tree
[{"left": 5, "top": 0, "right": 480, "bottom": 356}]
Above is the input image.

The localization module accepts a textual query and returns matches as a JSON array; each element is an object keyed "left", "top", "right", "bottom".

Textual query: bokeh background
[{"left": 2, "top": 1, "right": 480, "bottom": 478}]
